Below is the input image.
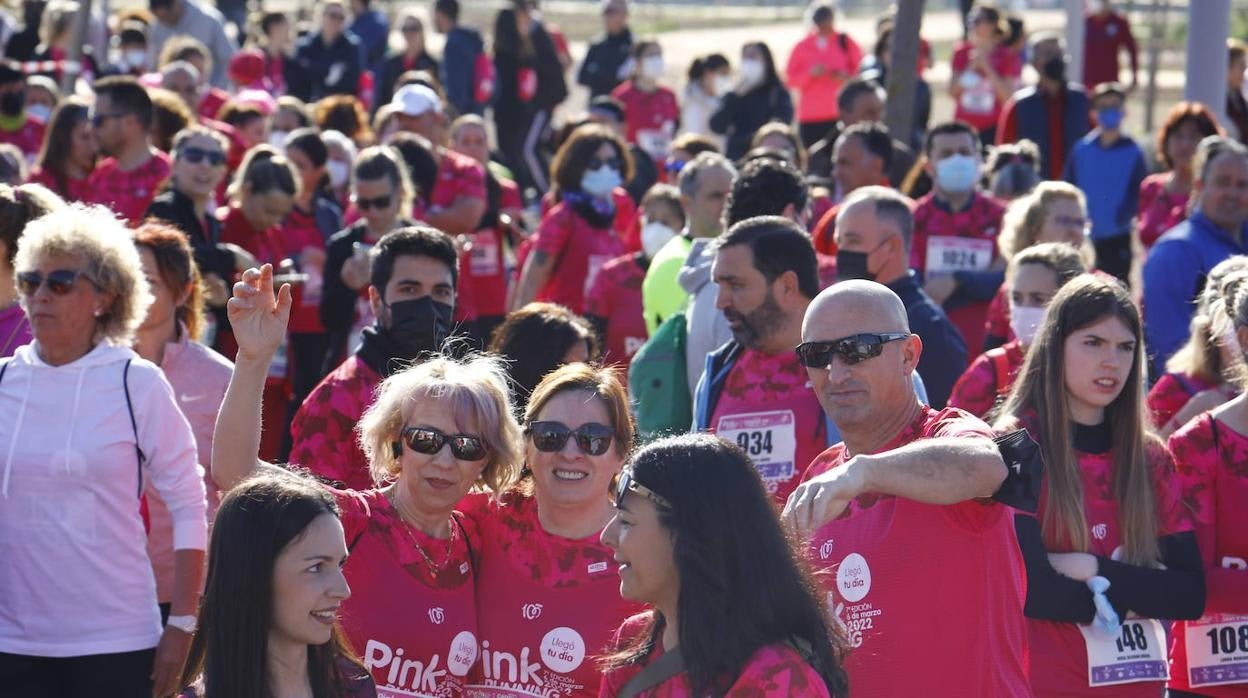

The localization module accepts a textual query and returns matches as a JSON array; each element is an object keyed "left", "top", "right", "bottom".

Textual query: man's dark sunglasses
[
  {"left": 180, "top": 146, "right": 226, "bottom": 167},
  {"left": 354, "top": 194, "right": 393, "bottom": 211},
  {"left": 795, "top": 332, "right": 911, "bottom": 368}
]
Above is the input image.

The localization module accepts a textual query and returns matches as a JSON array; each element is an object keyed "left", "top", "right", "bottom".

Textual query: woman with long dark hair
[
  {"left": 28, "top": 96, "right": 94, "bottom": 202},
  {"left": 994, "top": 275, "right": 1205, "bottom": 697},
  {"left": 488, "top": 302, "right": 599, "bottom": 410},
  {"left": 599, "top": 434, "right": 849, "bottom": 697},
  {"left": 709, "top": 42, "right": 794, "bottom": 161},
  {"left": 176, "top": 470, "right": 373, "bottom": 697}
]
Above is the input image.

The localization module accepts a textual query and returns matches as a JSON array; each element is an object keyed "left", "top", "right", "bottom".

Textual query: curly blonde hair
[
  {"left": 14, "top": 204, "right": 153, "bottom": 345},
  {"left": 358, "top": 354, "right": 524, "bottom": 492},
  {"left": 997, "top": 181, "right": 1087, "bottom": 260}
]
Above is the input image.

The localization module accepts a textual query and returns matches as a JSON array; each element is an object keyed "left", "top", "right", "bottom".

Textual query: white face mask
[
  {"left": 124, "top": 49, "right": 147, "bottom": 70},
  {"left": 641, "top": 55, "right": 664, "bottom": 80},
  {"left": 713, "top": 74, "right": 733, "bottom": 97},
  {"left": 1009, "top": 303, "right": 1048, "bottom": 346},
  {"left": 739, "top": 58, "right": 765, "bottom": 87},
  {"left": 327, "top": 160, "right": 349, "bottom": 189},
  {"left": 268, "top": 129, "right": 289, "bottom": 150},
  {"left": 640, "top": 221, "right": 677, "bottom": 258}
]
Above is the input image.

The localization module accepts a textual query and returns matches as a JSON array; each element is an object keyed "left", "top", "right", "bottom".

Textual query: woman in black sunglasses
[
  {"left": 599, "top": 434, "right": 848, "bottom": 697},
  {"left": 213, "top": 264, "right": 525, "bottom": 698},
  {"left": 458, "top": 361, "right": 640, "bottom": 697}
]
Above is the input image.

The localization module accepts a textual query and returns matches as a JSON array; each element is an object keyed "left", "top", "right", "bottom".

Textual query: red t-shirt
[
  {"left": 527, "top": 202, "right": 628, "bottom": 315},
  {"left": 911, "top": 191, "right": 1006, "bottom": 353},
  {"left": 459, "top": 490, "right": 640, "bottom": 697},
  {"left": 609, "top": 82, "right": 680, "bottom": 160},
  {"left": 800, "top": 406, "right": 1030, "bottom": 698},
  {"left": 1137, "top": 173, "right": 1189, "bottom": 250},
  {"left": 1168, "top": 413, "right": 1248, "bottom": 696},
  {"left": 278, "top": 207, "right": 330, "bottom": 335},
  {"left": 1084, "top": 12, "right": 1137, "bottom": 89},
  {"left": 1147, "top": 372, "right": 1218, "bottom": 430},
  {"left": 431, "top": 150, "right": 487, "bottom": 216},
  {"left": 331, "top": 487, "right": 478, "bottom": 698},
  {"left": 598, "top": 613, "right": 832, "bottom": 698},
  {"left": 198, "top": 88, "right": 229, "bottom": 122},
  {"left": 983, "top": 284, "right": 1012, "bottom": 347},
  {"left": 27, "top": 167, "right": 90, "bottom": 203},
  {"left": 583, "top": 253, "right": 648, "bottom": 382},
  {"left": 0, "top": 116, "right": 44, "bottom": 161},
  {"left": 951, "top": 42, "right": 1021, "bottom": 132},
  {"left": 948, "top": 340, "right": 1026, "bottom": 419},
  {"left": 709, "top": 348, "right": 827, "bottom": 505},
  {"left": 1018, "top": 431, "right": 1191, "bottom": 698},
  {"left": 220, "top": 205, "right": 326, "bottom": 334},
  {"left": 88, "top": 152, "right": 172, "bottom": 225},
  {"left": 290, "top": 355, "right": 382, "bottom": 490}
]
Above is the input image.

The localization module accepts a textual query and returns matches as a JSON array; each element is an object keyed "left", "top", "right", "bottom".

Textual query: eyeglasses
[
  {"left": 1053, "top": 215, "right": 1091, "bottom": 230},
  {"left": 90, "top": 111, "right": 126, "bottom": 128},
  {"left": 16, "top": 269, "right": 97, "bottom": 296},
  {"left": 526, "top": 421, "right": 615, "bottom": 456},
  {"left": 609, "top": 470, "right": 671, "bottom": 510},
  {"left": 353, "top": 194, "right": 393, "bottom": 211},
  {"left": 400, "top": 426, "right": 489, "bottom": 461},
  {"left": 795, "top": 332, "right": 911, "bottom": 368},
  {"left": 180, "top": 146, "right": 226, "bottom": 167},
  {"left": 586, "top": 157, "right": 621, "bottom": 171}
]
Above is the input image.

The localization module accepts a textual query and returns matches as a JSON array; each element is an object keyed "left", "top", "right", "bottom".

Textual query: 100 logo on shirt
[{"left": 365, "top": 632, "right": 478, "bottom": 697}]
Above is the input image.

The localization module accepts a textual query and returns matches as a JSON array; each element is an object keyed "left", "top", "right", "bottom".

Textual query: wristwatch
[{"left": 166, "top": 614, "right": 197, "bottom": 634}]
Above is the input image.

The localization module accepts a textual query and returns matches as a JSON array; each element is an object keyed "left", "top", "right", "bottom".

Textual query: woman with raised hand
[
  {"left": 462, "top": 363, "right": 641, "bottom": 696},
  {"left": 176, "top": 470, "right": 375, "bottom": 697},
  {"left": 213, "top": 263, "right": 523, "bottom": 698},
  {"left": 598, "top": 434, "right": 848, "bottom": 697},
  {"left": 994, "top": 275, "right": 1205, "bottom": 697}
]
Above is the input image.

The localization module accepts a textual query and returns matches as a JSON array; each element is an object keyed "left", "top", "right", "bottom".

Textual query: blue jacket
[
  {"left": 1064, "top": 131, "right": 1147, "bottom": 241},
  {"left": 1144, "top": 211, "right": 1248, "bottom": 374},
  {"left": 441, "top": 26, "right": 485, "bottom": 116},
  {"left": 887, "top": 272, "right": 967, "bottom": 409},
  {"left": 1010, "top": 83, "right": 1092, "bottom": 179},
  {"left": 692, "top": 340, "right": 928, "bottom": 447}
]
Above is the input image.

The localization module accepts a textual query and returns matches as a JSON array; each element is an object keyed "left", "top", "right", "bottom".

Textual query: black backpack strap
[
  {"left": 0, "top": 357, "right": 9, "bottom": 384},
  {"left": 617, "top": 647, "right": 685, "bottom": 698},
  {"left": 123, "top": 359, "right": 147, "bottom": 497}
]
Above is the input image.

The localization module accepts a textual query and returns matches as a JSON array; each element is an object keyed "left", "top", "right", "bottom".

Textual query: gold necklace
[{"left": 387, "top": 490, "right": 455, "bottom": 578}]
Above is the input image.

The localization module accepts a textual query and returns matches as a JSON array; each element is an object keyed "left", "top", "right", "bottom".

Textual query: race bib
[
  {"left": 926, "top": 236, "right": 994, "bottom": 274},
  {"left": 715, "top": 410, "right": 797, "bottom": 487},
  {"left": 637, "top": 125, "right": 673, "bottom": 160},
  {"left": 1079, "top": 619, "right": 1169, "bottom": 687},
  {"left": 584, "top": 254, "right": 609, "bottom": 298},
  {"left": 468, "top": 230, "right": 500, "bottom": 277},
  {"left": 1184, "top": 614, "right": 1248, "bottom": 687}
]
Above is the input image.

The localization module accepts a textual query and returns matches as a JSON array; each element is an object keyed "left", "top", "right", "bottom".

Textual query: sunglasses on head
[
  {"left": 526, "top": 421, "right": 615, "bottom": 456},
  {"left": 16, "top": 269, "right": 96, "bottom": 296},
  {"left": 398, "top": 426, "right": 489, "bottom": 461},
  {"left": 795, "top": 332, "right": 910, "bottom": 368},
  {"left": 180, "top": 146, "right": 226, "bottom": 167},
  {"left": 609, "top": 470, "right": 671, "bottom": 510},
  {"left": 354, "top": 194, "right": 393, "bottom": 211}
]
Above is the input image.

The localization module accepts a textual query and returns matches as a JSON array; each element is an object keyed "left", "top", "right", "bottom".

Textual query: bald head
[{"left": 804, "top": 280, "right": 909, "bottom": 341}]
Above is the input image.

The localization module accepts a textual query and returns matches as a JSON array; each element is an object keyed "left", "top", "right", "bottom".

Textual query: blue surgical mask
[
  {"left": 1097, "top": 107, "right": 1124, "bottom": 131},
  {"left": 580, "top": 165, "right": 622, "bottom": 198},
  {"left": 934, "top": 154, "right": 979, "bottom": 194}
]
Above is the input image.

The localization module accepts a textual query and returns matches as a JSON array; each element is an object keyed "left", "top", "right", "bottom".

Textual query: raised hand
[{"left": 227, "top": 264, "right": 293, "bottom": 362}]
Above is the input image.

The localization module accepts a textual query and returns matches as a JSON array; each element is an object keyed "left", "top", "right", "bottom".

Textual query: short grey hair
[
  {"left": 13, "top": 204, "right": 153, "bottom": 345},
  {"left": 837, "top": 185, "right": 914, "bottom": 251},
  {"left": 1195, "top": 135, "right": 1248, "bottom": 184},
  {"left": 677, "top": 152, "right": 736, "bottom": 198}
]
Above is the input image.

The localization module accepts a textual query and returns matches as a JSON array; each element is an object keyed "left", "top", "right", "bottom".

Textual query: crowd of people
[{"left": 0, "top": 0, "right": 1246, "bottom": 695}]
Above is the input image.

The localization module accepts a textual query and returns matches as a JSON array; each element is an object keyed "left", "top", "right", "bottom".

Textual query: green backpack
[{"left": 629, "top": 312, "right": 692, "bottom": 442}]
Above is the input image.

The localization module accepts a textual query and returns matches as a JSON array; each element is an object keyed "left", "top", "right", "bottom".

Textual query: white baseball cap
[{"left": 390, "top": 84, "right": 442, "bottom": 117}]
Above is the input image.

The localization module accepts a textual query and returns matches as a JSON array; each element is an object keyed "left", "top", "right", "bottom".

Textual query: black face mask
[
  {"left": 1041, "top": 56, "right": 1067, "bottom": 82},
  {"left": 837, "top": 249, "right": 874, "bottom": 282},
  {"left": 0, "top": 91, "right": 25, "bottom": 117},
  {"left": 383, "top": 295, "right": 453, "bottom": 358}
]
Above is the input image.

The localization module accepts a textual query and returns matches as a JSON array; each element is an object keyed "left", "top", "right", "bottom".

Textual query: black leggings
[
  {"left": 1094, "top": 233, "right": 1134, "bottom": 284},
  {"left": 0, "top": 648, "right": 156, "bottom": 697}
]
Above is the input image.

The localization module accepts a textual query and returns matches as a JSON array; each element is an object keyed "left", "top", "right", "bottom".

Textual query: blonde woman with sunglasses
[{"left": 213, "top": 264, "right": 523, "bottom": 698}]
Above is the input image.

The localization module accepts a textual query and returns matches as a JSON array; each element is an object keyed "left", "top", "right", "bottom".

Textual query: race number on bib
[
  {"left": 1079, "top": 619, "right": 1169, "bottom": 687},
  {"left": 715, "top": 410, "right": 797, "bottom": 486},
  {"left": 468, "top": 230, "right": 500, "bottom": 277},
  {"left": 637, "top": 126, "right": 673, "bottom": 160},
  {"left": 926, "top": 236, "right": 994, "bottom": 274},
  {"left": 1184, "top": 614, "right": 1248, "bottom": 687},
  {"left": 584, "top": 254, "right": 609, "bottom": 298}
]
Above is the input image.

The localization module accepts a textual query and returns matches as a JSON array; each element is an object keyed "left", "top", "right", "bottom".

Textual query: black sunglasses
[
  {"left": 609, "top": 470, "right": 671, "bottom": 510},
  {"left": 399, "top": 426, "right": 489, "bottom": 461},
  {"left": 586, "top": 157, "right": 621, "bottom": 171},
  {"left": 16, "top": 269, "right": 97, "bottom": 296},
  {"left": 354, "top": 194, "right": 393, "bottom": 211},
  {"left": 795, "top": 332, "right": 910, "bottom": 368},
  {"left": 180, "top": 146, "right": 226, "bottom": 167},
  {"left": 90, "top": 111, "right": 126, "bottom": 128},
  {"left": 526, "top": 421, "right": 615, "bottom": 457}
]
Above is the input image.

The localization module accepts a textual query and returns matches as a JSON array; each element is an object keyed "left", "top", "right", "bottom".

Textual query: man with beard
[
  {"left": 289, "top": 227, "right": 458, "bottom": 489},
  {"left": 692, "top": 216, "right": 826, "bottom": 504}
]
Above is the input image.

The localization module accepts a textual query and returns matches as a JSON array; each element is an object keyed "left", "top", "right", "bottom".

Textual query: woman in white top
[
  {"left": 0, "top": 204, "right": 207, "bottom": 697},
  {"left": 679, "top": 53, "right": 730, "bottom": 148}
]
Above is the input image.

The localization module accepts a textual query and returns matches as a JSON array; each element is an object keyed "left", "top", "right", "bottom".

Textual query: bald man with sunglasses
[{"left": 784, "top": 280, "right": 1029, "bottom": 698}]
